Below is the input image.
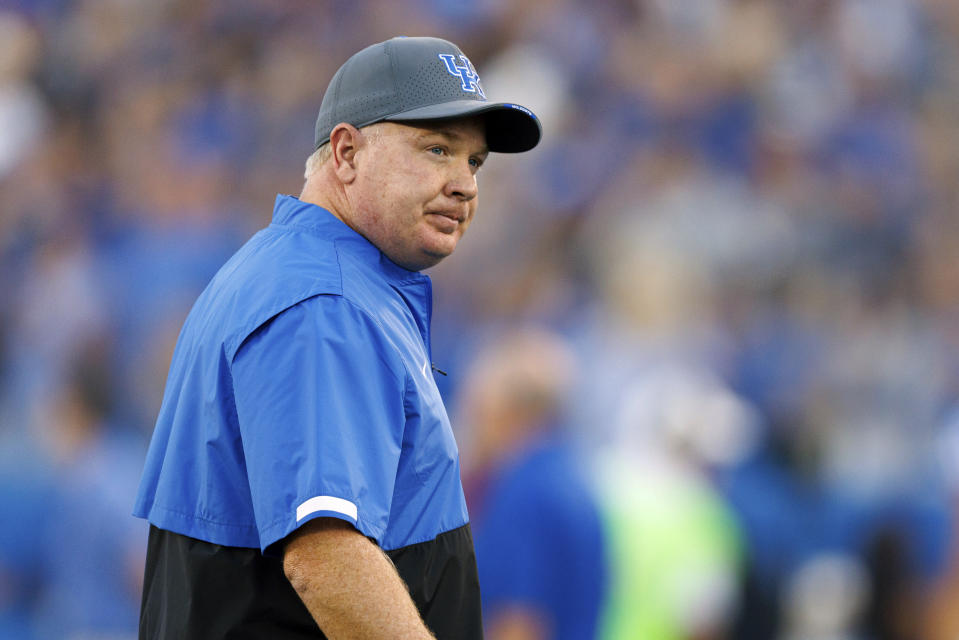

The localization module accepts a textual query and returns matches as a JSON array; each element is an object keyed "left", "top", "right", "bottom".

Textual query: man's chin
[
  {"left": 417, "top": 247, "right": 454, "bottom": 270},
  {"left": 422, "top": 235, "right": 460, "bottom": 262},
  {"left": 388, "top": 247, "right": 453, "bottom": 272}
]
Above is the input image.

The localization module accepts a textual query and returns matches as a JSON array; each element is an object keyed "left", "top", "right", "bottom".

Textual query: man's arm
[{"left": 283, "top": 517, "right": 434, "bottom": 640}]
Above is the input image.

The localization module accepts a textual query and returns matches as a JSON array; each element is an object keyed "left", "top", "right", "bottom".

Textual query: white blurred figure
[
  {"left": 0, "top": 11, "right": 48, "bottom": 179},
  {"left": 759, "top": 34, "right": 851, "bottom": 150},
  {"left": 572, "top": 159, "right": 798, "bottom": 457},
  {"left": 779, "top": 553, "right": 870, "bottom": 640},
  {"left": 833, "top": 0, "right": 923, "bottom": 82},
  {"left": 594, "top": 365, "right": 756, "bottom": 639}
]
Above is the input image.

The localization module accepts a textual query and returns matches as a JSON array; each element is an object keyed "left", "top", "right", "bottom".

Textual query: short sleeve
[{"left": 232, "top": 294, "right": 407, "bottom": 553}]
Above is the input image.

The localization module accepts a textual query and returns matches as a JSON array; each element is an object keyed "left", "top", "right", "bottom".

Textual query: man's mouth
[
  {"left": 425, "top": 210, "right": 465, "bottom": 233},
  {"left": 427, "top": 209, "right": 465, "bottom": 223}
]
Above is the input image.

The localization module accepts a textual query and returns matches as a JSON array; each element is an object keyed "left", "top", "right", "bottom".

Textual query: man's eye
[
  {"left": 429, "top": 147, "right": 445, "bottom": 155},
  {"left": 469, "top": 157, "right": 482, "bottom": 168}
]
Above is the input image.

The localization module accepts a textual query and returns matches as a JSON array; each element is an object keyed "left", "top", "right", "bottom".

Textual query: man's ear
[{"left": 329, "top": 123, "right": 362, "bottom": 184}]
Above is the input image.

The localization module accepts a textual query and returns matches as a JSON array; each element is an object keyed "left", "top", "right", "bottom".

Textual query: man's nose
[{"left": 446, "top": 161, "right": 478, "bottom": 202}]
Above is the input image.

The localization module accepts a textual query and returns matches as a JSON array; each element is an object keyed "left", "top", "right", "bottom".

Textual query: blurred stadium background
[{"left": 1, "top": 0, "right": 958, "bottom": 638}]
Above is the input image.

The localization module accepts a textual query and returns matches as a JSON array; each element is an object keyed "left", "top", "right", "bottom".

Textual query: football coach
[{"left": 133, "top": 35, "right": 540, "bottom": 639}]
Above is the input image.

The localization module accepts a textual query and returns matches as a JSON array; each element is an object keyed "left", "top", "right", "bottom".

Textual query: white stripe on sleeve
[{"left": 295, "top": 496, "right": 359, "bottom": 523}]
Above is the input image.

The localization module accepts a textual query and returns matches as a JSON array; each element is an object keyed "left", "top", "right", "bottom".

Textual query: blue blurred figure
[
  {"left": 27, "top": 340, "right": 145, "bottom": 639},
  {"left": 460, "top": 328, "right": 607, "bottom": 640}
]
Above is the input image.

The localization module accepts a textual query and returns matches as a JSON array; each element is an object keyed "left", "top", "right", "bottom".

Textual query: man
[
  {"left": 459, "top": 329, "right": 607, "bottom": 640},
  {"left": 133, "top": 36, "right": 540, "bottom": 639}
]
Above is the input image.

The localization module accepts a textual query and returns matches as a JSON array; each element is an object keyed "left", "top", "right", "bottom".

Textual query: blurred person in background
[
  {"left": 924, "top": 410, "right": 959, "bottom": 640},
  {"left": 133, "top": 35, "right": 541, "bottom": 639},
  {"left": 29, "top": 338, "right": 146, "bottom": 640},
  {"left": 460, "top": 327, "right": 607, "bottom": 640},
  {"left": 594, "top": 367, "right": 747, "bottom": 640},
  {"left": 0, "top": 337, "right": 145, "bottom": 640}
]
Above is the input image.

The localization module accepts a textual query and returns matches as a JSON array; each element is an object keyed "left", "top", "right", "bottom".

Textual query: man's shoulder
[
  {"left": 227, "top": 223, "right": 397, "bottom": 308},
  {"left": 220, "top": 224, "right": 343, "bottom": 292},
  {"left": 178, "top": 222, "right": 412, "bottom": 361},
  {"left": 181, "top": 225, "right": 345, "bottom": 359}
]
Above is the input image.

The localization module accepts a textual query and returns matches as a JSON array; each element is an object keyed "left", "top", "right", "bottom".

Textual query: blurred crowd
[{"left": 1, "top": 0, "right": 958, "bottom": 638}]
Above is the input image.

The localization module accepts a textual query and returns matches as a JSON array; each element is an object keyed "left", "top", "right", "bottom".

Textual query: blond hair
[{"left": 303, "top": 143, "right": 332, "bottom": 180}]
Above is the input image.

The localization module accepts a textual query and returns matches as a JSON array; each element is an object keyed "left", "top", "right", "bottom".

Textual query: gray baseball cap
[{"left": 314, "top": 36, "right": 541, "bottom": 153}]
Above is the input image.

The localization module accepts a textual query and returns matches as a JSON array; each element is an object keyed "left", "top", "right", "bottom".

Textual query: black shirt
[{"left": 139, "top": 523, "right": 483, "bottom": 639}]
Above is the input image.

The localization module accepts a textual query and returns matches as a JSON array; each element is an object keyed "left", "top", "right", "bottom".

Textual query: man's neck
[{"left": 300, "top": 175, "right": 352, "bottom": 230}]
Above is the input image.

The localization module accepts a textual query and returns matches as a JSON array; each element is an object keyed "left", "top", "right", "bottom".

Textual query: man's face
[{"left": 346, "top": 118, "right": 488, "bottom": 271}]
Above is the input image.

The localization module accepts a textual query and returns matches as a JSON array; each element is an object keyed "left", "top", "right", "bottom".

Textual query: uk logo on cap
[{"left": 438, "top": 54, "right": 486, "bottom": 99}]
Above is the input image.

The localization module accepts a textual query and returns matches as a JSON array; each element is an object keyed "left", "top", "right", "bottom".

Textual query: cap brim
[{"left": 384, "top": 100, "right": 541, "bottom": 153}]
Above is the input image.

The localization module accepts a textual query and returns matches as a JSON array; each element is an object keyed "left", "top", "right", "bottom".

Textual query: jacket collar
[{"left": 271, "top": 194, "right": 430, "bottom": 285}]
